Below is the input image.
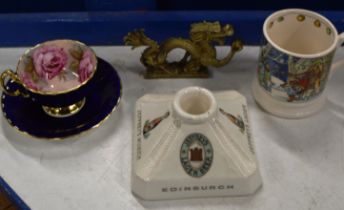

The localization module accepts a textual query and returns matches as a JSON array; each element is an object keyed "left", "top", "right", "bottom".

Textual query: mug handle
[
  {"left": 0, "top": 69, "right": 29, "bottom": 97},
  {"left": 331, "top": 32, "right": 344, "bottom": 73}
]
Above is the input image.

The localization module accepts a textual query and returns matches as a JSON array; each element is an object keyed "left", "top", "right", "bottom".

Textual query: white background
[{"left": 0, "top": 46, "right": 344, "bottom": 210}]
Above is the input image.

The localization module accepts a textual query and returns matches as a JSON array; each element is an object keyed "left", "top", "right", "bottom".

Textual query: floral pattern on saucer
[{"left": 17, "top": 40, "right": 97, "bottom": 93}]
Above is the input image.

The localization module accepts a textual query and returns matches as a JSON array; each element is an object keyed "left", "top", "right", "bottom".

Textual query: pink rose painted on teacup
[
  {"left": 17, "top": 40, "right": 97, "bottom": 93},
  {"left": 32, "top": 45, "right": 68, "bottom": 80},
  {"left": 19, "top": 72, "right": 38, "bottom": 90},
  {"left": 78, "top": 50, "right": 96, "bottom": 83}
]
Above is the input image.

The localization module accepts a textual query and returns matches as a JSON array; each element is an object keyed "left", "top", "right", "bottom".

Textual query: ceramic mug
[
  {"left": 0, "top": 39, "right": 98, "bottom": 118},
  {"left": 252, "top": 9, "right": 344, "bottom": 118}
]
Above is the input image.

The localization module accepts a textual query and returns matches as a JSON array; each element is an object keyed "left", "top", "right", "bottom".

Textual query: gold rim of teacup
[
  {"left": 15, "top": 39, "right": 98, "bottom": 95},
  {"left": 263, "top": 8, "right": 339, "bottom": 58}
]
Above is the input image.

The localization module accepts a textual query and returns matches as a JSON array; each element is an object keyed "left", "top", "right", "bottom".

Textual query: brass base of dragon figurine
[
  {"left": 144, "top": 64, "right": 209, "bottom": 79},
  {"left": 124, "top": 21, "right": 243, "bottom": 79}
]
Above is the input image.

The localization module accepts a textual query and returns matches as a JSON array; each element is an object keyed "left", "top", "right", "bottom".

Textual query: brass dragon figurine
[{"left": 124, "top": 21, "right": 243, "bottom": 78}]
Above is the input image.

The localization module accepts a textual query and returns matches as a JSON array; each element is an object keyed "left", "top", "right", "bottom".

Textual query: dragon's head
[
  {"left": 190, "top": 21, "right": 234, "bottom": 43},
  {"left": 191, "top": 21, "right": 233, "bottom": 34},
  {"left": 190, "top": 21, "right": 222, "bottom": 33},
  {"left": 221, "top": 24, "right": 234, "bottom": 36}
]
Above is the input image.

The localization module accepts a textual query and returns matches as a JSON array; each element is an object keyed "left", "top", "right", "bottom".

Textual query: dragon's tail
[{"left": 124, "top": 29, "right": 158, "bottom": 49}]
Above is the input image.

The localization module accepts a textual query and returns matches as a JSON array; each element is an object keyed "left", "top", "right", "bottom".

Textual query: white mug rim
[{"left": 263, "top": 8, "right": 339, "bottom": 58}]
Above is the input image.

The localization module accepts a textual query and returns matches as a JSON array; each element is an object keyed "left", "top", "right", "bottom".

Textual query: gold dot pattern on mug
[
  {"left": 297, "top": 14, "right": 305, "bottom": 22},
  {"left": 269, "top": 14, "right": 333, "bottom": 37},
  {"left": 314, "top": 20, "right": 321, "bottom": 27},
  {"left": 326, "top": 27, "right": 332, "bottom": 35},
  {"left": 268, "top": 21, "right": 274, "bottom": 29}
]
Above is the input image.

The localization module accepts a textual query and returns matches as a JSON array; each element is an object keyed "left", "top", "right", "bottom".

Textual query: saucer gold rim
[{"left": 0, "top": 78, "right": 122, "bottom": 141}]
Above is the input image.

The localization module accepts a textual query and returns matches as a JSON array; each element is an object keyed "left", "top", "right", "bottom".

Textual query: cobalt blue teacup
[{"left": 0, "top": 39, "right": 98, "bottom": 118}]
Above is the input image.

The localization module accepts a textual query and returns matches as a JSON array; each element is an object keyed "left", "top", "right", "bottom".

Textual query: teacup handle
[
  {"left": 331, "top": 32, "right": 344, "bottom": 73},
  {"left": 0, "top": 69, "right": 29, "bottom": 97}
]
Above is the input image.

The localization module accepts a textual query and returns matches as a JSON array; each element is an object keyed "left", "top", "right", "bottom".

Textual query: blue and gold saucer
[{"left": 1, "top": 58, "right": 122, "bottom": 140}]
